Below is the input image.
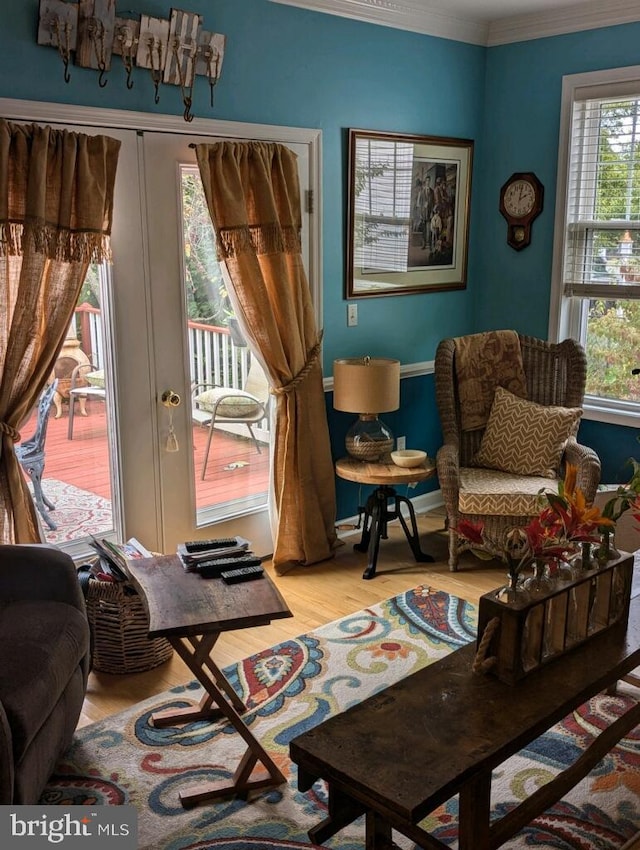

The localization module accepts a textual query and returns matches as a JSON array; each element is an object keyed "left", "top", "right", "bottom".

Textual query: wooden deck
[{"left": 20, "top": 398, "right": 270, "bottom": 541}]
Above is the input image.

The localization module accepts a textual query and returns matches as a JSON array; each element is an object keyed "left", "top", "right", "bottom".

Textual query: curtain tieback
[
  {"left": 0, "top": 421, "right": 20, "bottom": 442},
  {"left": 271, "top": 332, "right": 323, "bottom": 396}
]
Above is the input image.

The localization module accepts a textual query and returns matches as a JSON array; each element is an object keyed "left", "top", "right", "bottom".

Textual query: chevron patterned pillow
[{"left": 472, "top": 386, "right": 582, "bottom": 478}]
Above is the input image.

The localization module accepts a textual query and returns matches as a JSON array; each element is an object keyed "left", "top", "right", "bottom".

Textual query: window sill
[{"left": 582, "top": 399, "right": 640, "bottom": 429}]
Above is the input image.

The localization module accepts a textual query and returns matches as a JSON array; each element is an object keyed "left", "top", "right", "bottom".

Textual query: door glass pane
[
  {"left": 18, "top": 264, "right": 117, "bottom": 546},
  {"left": 180, "top": 167, "right": 270, "bottom": 525}
]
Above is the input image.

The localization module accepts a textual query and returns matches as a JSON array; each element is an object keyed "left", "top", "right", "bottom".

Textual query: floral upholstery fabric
[
  {"left": 458, "top": 467, "right": 557, "bottom": 516},
  {"left": 453, "top": 330, "right": 527, "bottom": 431}
]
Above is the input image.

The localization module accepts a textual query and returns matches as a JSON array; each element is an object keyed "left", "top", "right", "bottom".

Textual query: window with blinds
[
  {"left": 564, "top": 94, "right": 640, "bottom": 300},
  {"left": 553, "top": 68, "right": 640, "bottom": 416}
]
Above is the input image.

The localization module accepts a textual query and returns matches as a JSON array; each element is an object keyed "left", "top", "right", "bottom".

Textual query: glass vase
[
  {"left": 499, "top": 570, "right": 525, "bottom": 604},
  {"left": 596, "top": 529, "right": 619, "bottom": 565},
  {"left": 576, "top": 541, "right": 593, "bottom": 571},
  {"left": 523, "top": 560, "right": 554, "bottom": 596}
]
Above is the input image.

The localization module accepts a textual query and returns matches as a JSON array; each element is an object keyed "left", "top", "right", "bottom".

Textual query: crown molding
[
  {"left": 269, "top": 0, "right": 640, "bottom": 46},
  {"left": 268, "top": 0, "right": 489, "bottom": 46},
  {"left": 487, "top": 0, "right": 640, "bottom": 45}
]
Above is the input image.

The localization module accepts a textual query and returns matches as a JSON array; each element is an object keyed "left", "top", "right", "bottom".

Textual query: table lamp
[{"left": 333, "top": 356, "right": 400, "bottom": 461}]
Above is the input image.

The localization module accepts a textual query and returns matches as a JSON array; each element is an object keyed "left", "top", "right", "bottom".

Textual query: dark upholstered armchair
[
  {"left": 435, "top": 333, "right": 601, "bottom": 571},
  {"left": 0, "top": 545, "right": 90, "bottom": 803}
]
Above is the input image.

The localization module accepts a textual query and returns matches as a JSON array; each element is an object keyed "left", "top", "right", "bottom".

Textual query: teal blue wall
[
  {"left": 0, "top": 0, "right": 485, "bottom": 373},
  {"left": 1, "top": 1, "right": 638, "bottom": 517},
  {"left": 477, "top": 23, "right": 640, "bottom": 486}
]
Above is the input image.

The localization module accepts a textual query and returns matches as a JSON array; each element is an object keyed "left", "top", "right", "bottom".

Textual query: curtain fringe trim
[
  {"left": 217, "top": 223, "right": 301, "bottom": 259},
  {"left": 0, "top": 221, "right": 112, "bottom": 263}
]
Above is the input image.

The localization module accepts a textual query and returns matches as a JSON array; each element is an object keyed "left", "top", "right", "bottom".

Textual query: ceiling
[{"left": 268, "top": 0, "right": 640, "bottom": 45}]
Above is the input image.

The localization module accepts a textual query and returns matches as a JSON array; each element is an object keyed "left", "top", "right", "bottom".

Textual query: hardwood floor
[{"left": 78, "top": 507, "right": 507, "bottom": 727}]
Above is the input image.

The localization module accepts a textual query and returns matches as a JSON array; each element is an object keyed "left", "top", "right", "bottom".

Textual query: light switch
[{"left": 347, "top": 304, "right": 358, "bottom": 327}]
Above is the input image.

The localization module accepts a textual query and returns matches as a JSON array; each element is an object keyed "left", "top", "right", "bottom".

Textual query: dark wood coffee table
[
  {"left": 127, "top": 553, "right": 292, "bottom": 808},
  {"left": 290, "top": 593, "right": 640, "bottom": 850}
]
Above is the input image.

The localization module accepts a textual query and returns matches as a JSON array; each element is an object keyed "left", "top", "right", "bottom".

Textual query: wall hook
[
  {"left": 53, "top": 17, "right": 73, "bottom": 83},
  {"left": 37, "top": 5, "right": 226, "bottom": 122}
]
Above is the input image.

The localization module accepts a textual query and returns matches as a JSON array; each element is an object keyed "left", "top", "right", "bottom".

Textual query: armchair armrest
[
  {"left": 0, "top": 545, "right": 85, "bottom": 613},
  {"left": 436, "top": 442, "right": 461, "bottom": 518},
  {"left": 563, "top": 438, "right": 601, "bottom": 505}
]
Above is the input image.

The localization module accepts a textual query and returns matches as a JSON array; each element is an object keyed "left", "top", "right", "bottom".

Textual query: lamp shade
[{"left": 333, "top": 357, "right": 400, "bottom": 414}]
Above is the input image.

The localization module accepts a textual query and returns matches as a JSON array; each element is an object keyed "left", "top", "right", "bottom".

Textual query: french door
[{"left": 2, "top": 100, "right": 320, "bottom": 557}]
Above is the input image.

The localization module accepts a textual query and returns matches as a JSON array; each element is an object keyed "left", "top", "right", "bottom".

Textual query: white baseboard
[{"left": 336, "top": 488, "right": 443, "bottom": 540}]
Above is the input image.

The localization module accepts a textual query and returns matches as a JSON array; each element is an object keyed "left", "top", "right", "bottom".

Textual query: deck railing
[
  {"left": 74, "top": 304, "right": 251, "bottom": 389},
  {"left": 73, "top": 305, "right": 266, "bottom": 430},
  {"left": 187, "top": 318, "right": 250, "bottom": 388}
]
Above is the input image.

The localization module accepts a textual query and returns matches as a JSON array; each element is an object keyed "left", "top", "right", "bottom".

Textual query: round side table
[{"left": 335, "top": 456, "right": 436, "bottom": 580}]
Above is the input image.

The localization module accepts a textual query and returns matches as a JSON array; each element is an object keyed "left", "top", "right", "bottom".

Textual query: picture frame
[{"left": 346, "top": 128, "right": 474, "bottom": 298}]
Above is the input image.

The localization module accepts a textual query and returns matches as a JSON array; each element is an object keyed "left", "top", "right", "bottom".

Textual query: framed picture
[{"left": 346, "top": 128, "right": 474, "bottom": 298}]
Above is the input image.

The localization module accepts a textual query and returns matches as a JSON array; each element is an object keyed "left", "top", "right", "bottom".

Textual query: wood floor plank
[{"left": 78, "top": 508, "right": 507, "bottom": 727}]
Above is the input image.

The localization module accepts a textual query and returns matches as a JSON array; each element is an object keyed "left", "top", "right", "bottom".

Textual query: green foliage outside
[
  {"left": 79, "top": 264, "right": 100, "bottom": 308},
  {"left": 586, "top": 299, "right": 640, "bottom": 400},
  {"left": 585, "top": 101, "right": 640, "bottom": 401},
  {"left": 181, "top": 171, "right": 230, "bottom": 327}
]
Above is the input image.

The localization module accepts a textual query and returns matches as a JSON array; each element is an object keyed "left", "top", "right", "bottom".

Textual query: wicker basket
[{"left": 85, "top": 578, "right": 173, "bottom": 674}]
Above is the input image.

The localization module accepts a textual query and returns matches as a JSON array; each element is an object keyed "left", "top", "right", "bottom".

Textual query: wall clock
[{"left": 499, "top": 172, "right": 544, "bottom": 251}]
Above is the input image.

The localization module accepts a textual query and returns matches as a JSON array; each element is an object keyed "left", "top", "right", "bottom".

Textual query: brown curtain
[
  {"left": 0, "top": 120, "right": 120, "bottom": 544},
  {"left": 195, "top": 141, "right": 338, "bottom": 574}
]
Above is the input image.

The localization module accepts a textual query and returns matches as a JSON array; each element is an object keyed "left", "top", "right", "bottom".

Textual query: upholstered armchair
[
  {"left": 435, "top": 332, "right": 601, "bottom": 571},
  {"left": 0, "top": 545, "right": 90, "bottom": 803}
]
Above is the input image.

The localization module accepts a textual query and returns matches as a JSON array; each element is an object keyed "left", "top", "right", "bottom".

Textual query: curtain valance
[{"left": 0, "top": 120, "right": 120, "bottom": 263}]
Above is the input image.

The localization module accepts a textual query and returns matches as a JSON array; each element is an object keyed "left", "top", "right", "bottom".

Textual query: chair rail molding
[
  {"left": 323, "top": 359, "right": 433, "bottom": 392},
  {"left": 268, "top": 0, "right": 640, "bottom": 46}
]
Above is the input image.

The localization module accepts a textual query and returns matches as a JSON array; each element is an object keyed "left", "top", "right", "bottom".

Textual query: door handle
[{"left": 161, "top": 390, "right": 181, "bottom": 407}]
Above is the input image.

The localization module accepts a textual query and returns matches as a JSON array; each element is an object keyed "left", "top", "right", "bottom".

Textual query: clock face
[{"left": 503, "top": 179, "right": 536, "bottom": 217}]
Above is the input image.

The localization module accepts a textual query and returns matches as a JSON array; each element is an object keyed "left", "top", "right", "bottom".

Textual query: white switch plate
[
  {"left": 347, "top": 303, "right": 358, "bottom": 327},
  {"left": 396, "top": 436, "right": 406, "bottom": 451}
]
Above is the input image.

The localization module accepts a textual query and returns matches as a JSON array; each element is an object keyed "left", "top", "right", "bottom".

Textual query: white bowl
[{"left": 390, "top": 449, "right": 427, "bottom": 468}]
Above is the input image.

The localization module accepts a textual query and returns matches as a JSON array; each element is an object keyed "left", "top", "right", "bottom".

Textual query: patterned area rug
[
  {"left": 41, "top": 588, "right": 639, "bottom": 850},
  {"left": 33, "top": 478, "right": 112, "bottom": 543}
]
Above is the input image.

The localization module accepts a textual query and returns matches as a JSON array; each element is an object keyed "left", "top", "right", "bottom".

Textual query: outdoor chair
[
  {"left": 67, "top": 362, "right": 106, "bottom": 440},
  {"left": 434, "top": 331, "right": 601, "bottom": 571},
  {"left": 192, "top": 358, "right": 270, "bottom": 479},
  {"left": 15, "top": 381, "right": 58, "bottom": 531}
]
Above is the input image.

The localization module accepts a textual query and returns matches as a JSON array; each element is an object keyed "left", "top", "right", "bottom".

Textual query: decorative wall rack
[{"left": 37, "top": 1, "right": 226, "bottom": 122}]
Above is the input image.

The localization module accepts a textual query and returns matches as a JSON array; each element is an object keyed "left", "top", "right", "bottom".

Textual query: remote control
[
  {"left": 197, "top": 555, "right": 262, "bottom": 577},
  {"left": 184, "top": 538, "right": 238, "bottom": 553},
  {"left": 221, "top": 564, "right": 265, "bottom": 583}
]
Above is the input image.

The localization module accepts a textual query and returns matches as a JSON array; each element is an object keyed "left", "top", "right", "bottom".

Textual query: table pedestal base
[
  {"left": 150, "top": 632, "right": 285, "bottom": 808},
  {"left": 355, "top": 485, "right": 434, "bottom": 580}
]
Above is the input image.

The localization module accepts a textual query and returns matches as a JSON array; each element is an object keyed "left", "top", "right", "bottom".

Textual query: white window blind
[
  {"left": 564, "top": 93, "right": 640, "bottom": 299},
  {"left": 354, "top": 139, "right": 413, "bottom": 272}
]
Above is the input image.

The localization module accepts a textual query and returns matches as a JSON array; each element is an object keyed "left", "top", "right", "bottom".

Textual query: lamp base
[{"left": 345, "top": 415, "right": 394, "bottom": 462}]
